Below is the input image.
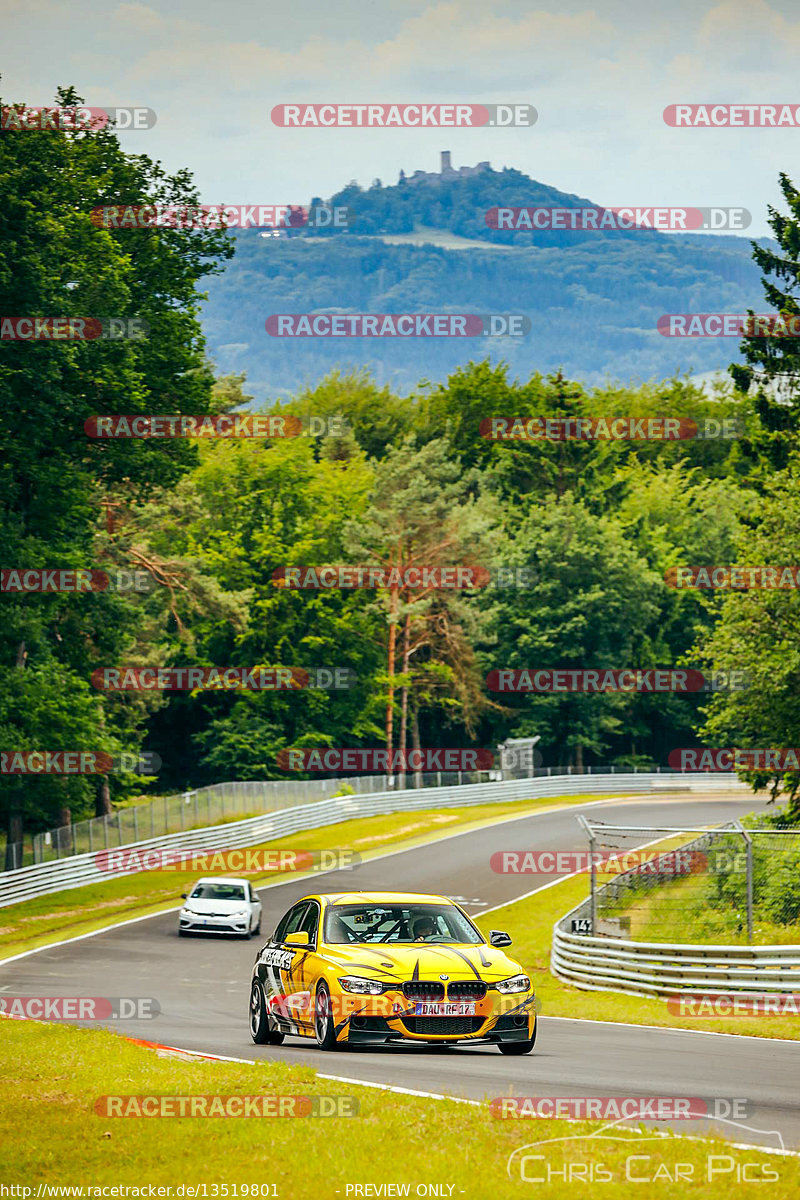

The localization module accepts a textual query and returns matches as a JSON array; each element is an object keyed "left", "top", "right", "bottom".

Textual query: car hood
[
  {"left": 317, "top": 942, "right": 526, "bottom": 983},
  {"left": 183, "top": 898, "right": 247, "bottom": 914}
]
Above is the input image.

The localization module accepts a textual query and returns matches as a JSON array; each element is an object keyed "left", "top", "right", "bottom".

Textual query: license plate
[{"left": 413, "top": 1001, "right": 476, "bottom": 1017}]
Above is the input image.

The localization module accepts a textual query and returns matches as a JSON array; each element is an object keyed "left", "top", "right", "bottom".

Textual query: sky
[{"left": 4, "top": 0, "right": 800, "bottom": 237}]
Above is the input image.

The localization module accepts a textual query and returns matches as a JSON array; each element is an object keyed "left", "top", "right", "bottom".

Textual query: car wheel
[
  {"left": 178, "top": 928, "right": 187, "bottom": 938},
  {"left": 314, "top": 982, "right": 339, "bottom": 1050},
  {"left": 251, "top": 918, "right": 261, "bottom": 937},
  {"left": 249, "top": 980, "right": 285, "bottom": 1045},
  {"left": 498, "top": 1024, "right": 536, "bottom": 1056}
]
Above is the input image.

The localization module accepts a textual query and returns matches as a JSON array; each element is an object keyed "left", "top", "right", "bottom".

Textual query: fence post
[
  {"left": 88, "top": 822, "right": 93, "bottom": 854},
  {"left": 743, "top": 829, "right": 753, "bottom": 944},
  {"left": 117, "top": 811, "right": 123, "bottom": 846},
  {"left": 133, "top": 807, "right": 139, "bottom": 842}
]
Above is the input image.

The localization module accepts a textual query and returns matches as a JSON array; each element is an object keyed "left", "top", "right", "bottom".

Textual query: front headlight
[
  {"left": 495, "top": 974, "right": 531, "bottom": 994},
  {"left": 180, "top": 907, "right": 194, "bottom": 915},
  {"left": 338, "top": 976, "right": 384, "bottom": 995},
  {"left": 230, "top": 910, "right": 249, "bottom": 919}
]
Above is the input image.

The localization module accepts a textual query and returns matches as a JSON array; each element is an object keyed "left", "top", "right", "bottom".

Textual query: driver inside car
[{"left": 412, "top": 915, "right": 437, "bottom": 941}]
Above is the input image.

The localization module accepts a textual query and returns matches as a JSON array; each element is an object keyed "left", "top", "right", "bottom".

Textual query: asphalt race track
[{"left": 3, "top": 794, "right": 799, "bottom": 1152}]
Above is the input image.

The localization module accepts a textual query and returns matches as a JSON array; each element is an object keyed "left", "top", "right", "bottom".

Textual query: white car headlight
[
  {"left": 230, "top": 910, "right": 249, "bottom": 919},
  {"left": 495, "top": 974, "right": 531, "bottom": 994},
  {"left": 338, "top": 976, "right": 384, "bottom": 995}
]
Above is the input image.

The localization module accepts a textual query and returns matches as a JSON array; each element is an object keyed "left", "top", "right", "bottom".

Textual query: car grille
[
  {"left": 402, "top": 1016, "right": 484, "bottom": 1037},
  {"left": 186, "top": 921, "right": 237, "bottom": 931},
  {"left": 402, "top": 981, "right": 445, "bottom": 1001},
  {"left": 447, "top": 981, "right": 487, "bottom": 1000}
]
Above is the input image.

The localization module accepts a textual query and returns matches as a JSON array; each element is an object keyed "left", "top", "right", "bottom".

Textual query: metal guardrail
[
  {"left": 0, "top": 771, "right": 741, "bottom": 909},
  {"left": 552, "top": 830, "right": 800, "bottom": 996}
]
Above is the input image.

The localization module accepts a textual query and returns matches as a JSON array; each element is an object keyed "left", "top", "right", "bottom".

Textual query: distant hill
[{"left": 200, "top": 166, "right": 766, "bottom": 397}]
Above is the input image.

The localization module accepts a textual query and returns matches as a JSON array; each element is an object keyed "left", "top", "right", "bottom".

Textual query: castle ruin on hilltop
[{"left": 402, "top": 151, "right": 491, "bottom": 185}]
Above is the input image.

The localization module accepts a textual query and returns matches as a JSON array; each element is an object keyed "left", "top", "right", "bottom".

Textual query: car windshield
[
  {"left": 190, "top": 883, "right": 246, "bottom": 901},
  {"left": 323, "top": 903, "right": 483, "bottom": 945}
]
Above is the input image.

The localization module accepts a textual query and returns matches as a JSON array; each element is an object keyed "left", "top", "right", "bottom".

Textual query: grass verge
[
  {"left": 0, "top": 1020, "right": 795, "bottom": 1197},
  {"left": 0, "top": 793, "right": 611, "bottom": 961},
  {"left": 476, "top": 871, "right": 800, "bottom": 1040}
]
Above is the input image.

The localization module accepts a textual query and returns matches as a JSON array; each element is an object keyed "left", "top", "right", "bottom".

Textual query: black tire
[
  {"left": 498, "top": 1040, "right": 535, "bottom": 1055},
  {"left": 249, "top": 980, "right": 285, "bottom": 1045},
  {"left": 178, "top": 928, "right": 187, "bottom": 938},
  {"left": 314, "top": 982, "right": 339, "bottom": 1050},
  {"left": 251, "top": 918, "right": 261, "bottom": 937},
  {"left": 498, "top": 1023, "right": 536, "bottom": 1055}
]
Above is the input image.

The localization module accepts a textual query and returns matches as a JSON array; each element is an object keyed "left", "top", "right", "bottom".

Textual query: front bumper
[
  {"left": 334, "top": 989, "right": 537, "bottom": 1044},
  {"left": 179, "top": 913, "right": 249, "bottom": 935}
]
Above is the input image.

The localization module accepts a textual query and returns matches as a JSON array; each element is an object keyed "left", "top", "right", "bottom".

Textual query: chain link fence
[
  {"left": 6, "top": 763, "right": 696, "bottom": 869},
  {"left": 577, "top": 815, "right": 800, "bottom": 945}
]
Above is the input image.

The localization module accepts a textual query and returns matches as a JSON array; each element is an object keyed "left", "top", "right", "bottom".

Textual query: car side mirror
[
  {"left": 284, "top": 931, "right": 310, "bottom": 947},
  {"left": 181, "top": 893, "right": 187, "bottom": 899},
  {"left": 490, "top": 929, "right": 512, "bottom": 947}
]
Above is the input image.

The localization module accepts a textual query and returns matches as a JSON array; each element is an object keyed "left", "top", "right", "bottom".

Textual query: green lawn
[
  {"left": 0, "top": 1020, "right": 794, "bottom": 1198},
  {"left": 477, "top": 871, "right": 800, "bottom": 1040}
]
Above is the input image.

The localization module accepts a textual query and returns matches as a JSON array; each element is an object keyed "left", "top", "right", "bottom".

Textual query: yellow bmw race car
[{"left": 248, "top": 891, "right": 537, "bottom": 1053}]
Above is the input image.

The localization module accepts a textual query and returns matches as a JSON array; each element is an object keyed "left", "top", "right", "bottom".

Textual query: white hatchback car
[{"left": 178, "top": 877, "right": 262, "bottom": 938}]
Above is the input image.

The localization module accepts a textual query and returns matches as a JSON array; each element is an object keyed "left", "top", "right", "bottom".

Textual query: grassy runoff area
[
  {"left": 0, "top": 1019, "right": 795, "bottom": 1198},
  {"left": 0, "top": 793, "right": 609, "bottom": 960}
]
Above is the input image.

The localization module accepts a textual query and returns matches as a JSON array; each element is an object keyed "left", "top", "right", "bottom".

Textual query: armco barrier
[
  {"left": 0, "top": 771, "right": 742, "bottom": 909},
  {"left": 552, "top": 831, "right": 800, "bottom": 997}
]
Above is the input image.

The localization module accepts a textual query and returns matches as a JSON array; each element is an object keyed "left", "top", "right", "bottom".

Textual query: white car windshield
[
  {"left": 190, "top": 883, "right": 246, "bottom": 901},
  {"left": 324, "top": 903, "right": 483, "bottom": 944}
]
